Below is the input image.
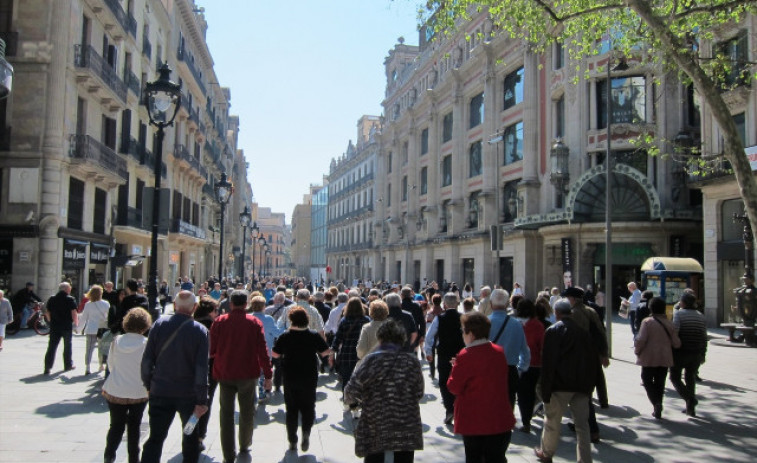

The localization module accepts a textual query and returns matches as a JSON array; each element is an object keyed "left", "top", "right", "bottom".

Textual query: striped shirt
[{"left": 673, "top": 308, "right": 707, "bottom": 354}]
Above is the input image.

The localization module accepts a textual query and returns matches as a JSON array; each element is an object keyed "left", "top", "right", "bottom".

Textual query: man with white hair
[
  {"left": 384, "top": 292, "right": 417, "bottom": 351},
  {"left": 140, "top": 290, "right": 209, "bottom": 463},
  {"left": 276, "top": 289, "right": 326, "bottom": 341},
  {"left": 478, "top": 286, "right": 492, "bottom": 317},
  {"left": 44, "top": 282, "right": 79, "bottom": 375},
  {"left": 488, "top": 288, "right": 530, "bottom": 410}
]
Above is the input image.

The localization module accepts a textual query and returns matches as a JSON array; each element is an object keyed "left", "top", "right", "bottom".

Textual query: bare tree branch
[{"left": 675, "top": 0, "right": 756, "bottom": 19}]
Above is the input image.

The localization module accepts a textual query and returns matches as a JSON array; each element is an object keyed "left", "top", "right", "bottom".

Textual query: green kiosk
[{"left": 641, "top": 257, "right": 703, "bottom": 319}]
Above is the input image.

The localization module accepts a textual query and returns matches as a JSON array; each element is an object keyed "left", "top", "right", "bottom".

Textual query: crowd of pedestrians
[{"left": 2, "top": 273, "right": 710, "bottom": 463}]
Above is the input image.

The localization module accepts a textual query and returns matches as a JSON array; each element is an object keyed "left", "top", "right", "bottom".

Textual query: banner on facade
[
  {"left": 561, "top": 237, "right": 573, "bottom": 288},
  {"left": 62, "top": 239, "right": 88, "bottom": 270},
  {"left": 90, "top": 243, "right": 110, "bottom": 264}
]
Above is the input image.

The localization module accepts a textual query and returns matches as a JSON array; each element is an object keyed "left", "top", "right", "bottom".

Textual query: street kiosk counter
[{"left": 641, "top": 257, "right": 703, "bottom": 319}]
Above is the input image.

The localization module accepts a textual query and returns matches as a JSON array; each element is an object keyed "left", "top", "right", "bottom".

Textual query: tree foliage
[{"left": 416, "top": 0, "right": 757, "bottom": 245}]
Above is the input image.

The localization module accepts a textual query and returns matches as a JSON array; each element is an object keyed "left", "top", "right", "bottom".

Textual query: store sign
[
  {"left": 90, "top": 244, "right": 110, "bottom": 264},
  {"left": 176, "top": 220, "right": 206, "bottom": 240},
  {"left": 63, "top": 239, "right": 87, "bottom": 270}
]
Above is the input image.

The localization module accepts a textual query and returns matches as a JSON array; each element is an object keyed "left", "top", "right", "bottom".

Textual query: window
[
  {"left": 503, "top": 122, "right": 523, "bottom": 165},
  {"left": 442, "top": 112, "right": 453, "bottom": 143},
  {"left": 554, "top": 41, "right": 564, "bottom": 69},
  {"left": 387, "top": 152, "right": 392, "bottom": 173},
  {"left": 93, "top": 188, "right": 107, "bottom": 234},
  {"left": 420, "top": 128, "right": 429, "bottom": 155},
  {"left": 469, "top": 141, "right": 482, "bottom": 177},
  {"left": 102, "top": 115, "right": 117, "bottom": 150},
  {"left": 402, "top": 176, "right": 408, "bottom": 201},
  {"left": 469, "top": 92, "right": 484, "bottom": 128},
  {"left": 469, "top": 192, "right": 480, "bottom": 228},
  {"left": 597, "top": 76, "right": 646, "bottom": 129},
  {"left": 503, "top": 67, "right": 524, "bottom": 110},
  {"left": 555, "top": 95, "right": 565, "bottom": 138},
  {"left": 420, "top": 167, "right": 428, "bottom": 195},
  {"left": 717, "top": 32, "right": 748, "bottom": 88},
  {"left": 402, "top": 141, "right": 408, "bottom": 165},
  {"left": 68, "top": 177, "right": 85, "bottom": 230},
  {"left": 386, "top": 184, "right": 391, "bottom": 207},
  {"left": 442, "top": 155, "right": 452, "bottom": 187}
]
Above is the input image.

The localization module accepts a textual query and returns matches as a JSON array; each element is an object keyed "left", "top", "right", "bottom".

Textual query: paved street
[{"left": 1, "top": 311, "right": 756, "bottom": 463}]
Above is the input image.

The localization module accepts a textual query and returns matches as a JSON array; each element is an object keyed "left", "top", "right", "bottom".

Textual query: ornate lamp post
[
  {"left": 250, "top": 221, "right": 260, "bottom": 280},
  {"left": 214, "top": 172, "right": 233, "bottom": 281},
  {"left": 549, "top": 138, "right": 570, "bottom": 194},
  {"left": 262, "top": 242, "right": 269, "bottom": 278},
  {"left": 265, "top": 249, "right": 272, "bottom": 278},
  {"left": 239, "top": 206, "right": 251, "bottom": 283},
  {"left": 144, "top": 63, "right": 181, "bottom": 313},
  {"left": 258, "top": 237, "right": 267, "bottom": 278}
]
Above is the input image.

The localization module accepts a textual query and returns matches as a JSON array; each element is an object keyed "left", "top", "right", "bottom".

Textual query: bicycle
[{"left": 6, "top": 302, "right": 50, "bottom": 336}]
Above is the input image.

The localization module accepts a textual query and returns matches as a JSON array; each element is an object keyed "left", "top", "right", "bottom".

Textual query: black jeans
[
  {"left": 104, "top": 400, "right": 147, "bottom": 463},
  {"left": 507, "top": 365, "right": 519, "bottom": 411},
  {"left": 517, "top": 367, "right": 540, "bottom": 427},
  {"left": 437, "top": 354, "right": 454, "bottom": 413},
  {"left": 641, "top": 366, "right": 668, "bottom": 407},
  {"left": 284, "top": 384, "right": 316, "bottom": 444},
  {"left": 273, "top": 357, "right": 284, "bottom": 389},
  {"left": 197, "top": 361, "right": 217, "bottom": 439},
  {"left": 140, "top": 395, "right": 199, "bottom": 463},
  {"left": 365, "top": 451, "right": 414, "bottom": 463},
  {"left": 462, "top": 431, "right": 512, "bottom": 463},
  {"left": 629, "top": 310, "right": 638, "bottom": 337},
  {"left": 670, "top": 351, "right": 701, "bottom": 404},
  {"left": 45, "top": 327, "right": 73, "bottom": 371}
]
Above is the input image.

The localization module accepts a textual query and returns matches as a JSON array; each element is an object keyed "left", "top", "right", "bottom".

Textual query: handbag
[{"left": 619, "top": 303, "right": 629, "bottom": 319}]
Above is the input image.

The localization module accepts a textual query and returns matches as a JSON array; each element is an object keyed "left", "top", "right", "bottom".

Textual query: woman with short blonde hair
[{"left": 79, "top": 284, "right": 110, "bottom": 375}]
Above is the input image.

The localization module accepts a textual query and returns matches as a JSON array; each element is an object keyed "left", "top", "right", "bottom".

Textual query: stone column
[{"left": 39, "top": 0, "right": 73, "bottom": 297}]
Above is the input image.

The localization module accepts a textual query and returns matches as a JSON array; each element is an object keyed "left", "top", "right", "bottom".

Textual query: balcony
[
  {"left": 202, "top": 182, "right": 215, "bottom": 198},
  {"left": 140, "top": 147, "right": 167, "bottom": 179},
  {"left": 142, "top": 36, "right": 152, "bottom": 60},
  {"left": 68, "top": 134, "right": 128, "bottom": 182},
  {"left": 176, "top": 44, "right": 207, "bottom": 95},
  {"left": 0, "top": 31, "right": 18, "bottom": 57},
  {"left": 125, "top": 70, "right": 141, "bottom": 98},
  {"left": 74, "top": 44, "right": 127, "bottom": 106},
  {"left": 174, "top": 143, "right": 202, "bottom": 176},
  {"left": 329, "top": 173, "right": 374, "bottom": 201},
  {"left": 84, "top": 0, "right": 137, "bottom": 39},
  {"left": 116, "top": 206, "right": 149, "bottom": 231},
  {"left": 687, "top": 157, "right": 733, "bottom": 185},
  {"left": 171, "top": 218, "right": 206, "bottom": 240}
]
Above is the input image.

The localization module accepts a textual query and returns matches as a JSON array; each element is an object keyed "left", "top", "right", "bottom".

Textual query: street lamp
[
  {"left": 265, "top": 249, "right": 272, "bottom": 278},
  {"left": 604, "top": 51, "right": 629, "bottom": 356},
  {"left": 258, "top": 237, "right": 267, "bottom": 278},
  {"left": 262, "top": 242, "right": 269, "bottom": 278},
  {"left": 144, "top": 62, "right": 181, "bottom": 314},
  {"left": 239, "top": 206, "right": 251, "bottom": 283},
  {"left": 250, "top": 221, "right": 260, "bottom": 280},
  {"left": 214, "top": 172, "right": 233, "bottom": 281},
  {"left": 550, "top": 138, "right": 570, "bottom": 193}
]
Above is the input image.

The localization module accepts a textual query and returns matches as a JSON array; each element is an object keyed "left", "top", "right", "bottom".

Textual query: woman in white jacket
[
  {"left": 78, "top": 285, "right": 110, "bottom": 375},
  {"left": 102, "top": 307, "right": 150, "bottom": 463}
]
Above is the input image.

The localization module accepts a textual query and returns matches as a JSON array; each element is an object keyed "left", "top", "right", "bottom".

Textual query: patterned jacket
[{"left": 344, "top": 345, "right": 424, "bottom": 457}]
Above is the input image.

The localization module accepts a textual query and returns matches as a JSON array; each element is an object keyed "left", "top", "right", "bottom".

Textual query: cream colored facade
[
  {"left": 291, "top": 192, "right": 313, "bottom": 277},
  {"left": 326, "top": 116, "right": 380, "bottom": 284},
  {"left": 251, "top": 204, "right": 286, "bottom": 279},
  {"left": 688, "top": 16, "right": 757, "bottom": 327},
  {"left": 0, "top": 0, "right": 251, "bottom": 300},
  {"left": 374, "top": 14, "right": 702, "bottom": 299}
]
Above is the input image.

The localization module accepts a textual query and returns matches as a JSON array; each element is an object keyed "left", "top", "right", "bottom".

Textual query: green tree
[{"left": 422, "top": 0, "right": 757, "bottom": 248}]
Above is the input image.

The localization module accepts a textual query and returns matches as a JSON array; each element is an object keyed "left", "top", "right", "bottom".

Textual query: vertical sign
[{"left": 561, "top": 237, "right": 573, "bottom": 288}]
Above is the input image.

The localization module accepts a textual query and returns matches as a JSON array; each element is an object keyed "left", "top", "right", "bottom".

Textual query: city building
[
  {"left": 310, "top": 182, "right": 328, "bottom": 284},
  {"left": 251, "top": 203, "right": 286, "bottom": 278},
  {"left": 291, "top": 190, "right": 314, "bottom": 277},
  {"left": 326, "top": 116, "right": 380, "bottom": 284},
  {"left": 374, "top": 14, "right": 702, "bottom": 299},
  {"left": 0, "top": 0, "right": 251, "bottom": 300},
  {"left": 688, "top": 19, "right": 756, "bottom": 327}
]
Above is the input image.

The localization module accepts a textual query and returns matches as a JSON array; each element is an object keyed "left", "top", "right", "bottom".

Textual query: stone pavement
[{"left": 1, "top": 313, "right": 756, "bottom": 463}]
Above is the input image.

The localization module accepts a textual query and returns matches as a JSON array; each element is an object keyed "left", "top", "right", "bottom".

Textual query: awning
[
  {"left": 62, "top": 239, "right": 88, "bottom": 270},
  {"left": 90, "top": 243, "right": 110, "bottom": 264},
  {"left": 641, "top": 257, "right": 703, "bottom": 273}
]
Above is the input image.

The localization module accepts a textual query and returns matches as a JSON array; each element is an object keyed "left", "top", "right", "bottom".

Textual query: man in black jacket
[
  {"left": 424, "top": 292, "right": 465, "bottom": 425},
  {"left": 535, "top": 298, "right": 597, "bottom": 463},
  {"left": 401, "top": 286, "right": 426, "bottom": 355},
  {"left": 109, "top": 279, "right": 149, "bottom": 334},
  {"left": 44, "top": 282, "right": 79, "bottom": 375}
]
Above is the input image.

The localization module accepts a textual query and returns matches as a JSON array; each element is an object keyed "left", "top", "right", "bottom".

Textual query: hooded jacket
[{"left": 102, "top": 333, "right": 149, "bottom": 400}]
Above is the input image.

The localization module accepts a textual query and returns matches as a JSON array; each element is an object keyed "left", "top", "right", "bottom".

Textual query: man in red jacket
[{"left": 210, "top": 290, "right": 273, "bottom": 463}]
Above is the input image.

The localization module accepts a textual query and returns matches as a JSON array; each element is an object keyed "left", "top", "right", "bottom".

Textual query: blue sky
[{"left": 204, "top": 0, "right": 421, "bottom": 222}]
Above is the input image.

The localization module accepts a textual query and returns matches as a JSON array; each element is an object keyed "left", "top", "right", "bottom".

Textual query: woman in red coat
[{"left": 447, "top": 312, "right": 516, "bottom": 463}]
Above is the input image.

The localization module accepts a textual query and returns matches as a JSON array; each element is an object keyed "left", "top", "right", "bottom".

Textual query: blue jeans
[
  {"left": 20, "top": 304, "right": 33, "bottom": 328},
  {"left": 140, "top": 395, "right": 199, "bottom": 463}
]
